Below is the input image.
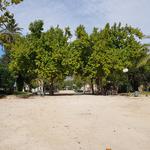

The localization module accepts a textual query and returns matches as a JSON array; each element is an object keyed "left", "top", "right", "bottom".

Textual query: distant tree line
[{"left": 0, "top": 0, "right": 150, "bottom": 95}]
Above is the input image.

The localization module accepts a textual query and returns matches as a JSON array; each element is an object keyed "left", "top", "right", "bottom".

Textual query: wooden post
[{"left": 106, "top": 148, "right": 111, "bottom": 150}]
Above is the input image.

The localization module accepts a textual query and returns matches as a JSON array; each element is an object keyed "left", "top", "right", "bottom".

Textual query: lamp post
[
  {"left": 123, "top": 68, "right": 128, "bottom": 73},
  {"left": 123, "top": 68, "right": 129, "bottom": 93}
]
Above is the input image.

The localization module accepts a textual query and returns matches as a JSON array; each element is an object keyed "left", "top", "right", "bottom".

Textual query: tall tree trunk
[
  {"left": 130, "top": 75, "right": 139, "bottom": 91},
  {"left": 90, "top": 78, "right": 94, "bottom": 95},
  {"left": 96, "top": 77, "right": 101, "bottom": 95},
  {"left": 49, "top": 79, "right": 54, "bottom": 95},
  {"left": 16, "top": 75, "right": 24, "bottom": 91}
]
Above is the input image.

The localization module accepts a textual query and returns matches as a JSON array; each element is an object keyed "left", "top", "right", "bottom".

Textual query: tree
[
  {"left": 8, "top": 20, "right": 149, "bottom": 95},
  {"left": 0, "top": 0, "right": 23, "bottom": 50},
  {"left": 9, "top": 22, "right": 73, "bottom": 94},
  {"left": 0, "top": 0, "right": 23, "bottom": 11},
  {"left": 136, "top": 49, "right": 150, "bottom": 91},
  {"left": 74, "top": 25, "right": 91, "bottom": 75},
  {"left": 84, "top": 23, "right": 145, "bottom": 94},
  {"left": 0, "top": 12, "right": 22, "bottom": 53},
  {"left": 35, "top": 26, "right": 71, "bottom": 95},
  {"left": 0, "top": 0, "right": 23, "bottom": 93},
  {"left": 9, "top": 21, "right": 73, "bottom": 93},
  {"left": 29, "top": 20, "right": 44, "bottom": 38},
  {"left": 68, "top": 25, "right": 93, "bottom": 92},
  {"left": 0, "top": 57, "right": 14, "bottom": 93},
  {"left": 9, "top": 20, "right": 44, "bottom": 91},
  {"left": 9, "top": 36, "right": 37, "bottom": 91}
]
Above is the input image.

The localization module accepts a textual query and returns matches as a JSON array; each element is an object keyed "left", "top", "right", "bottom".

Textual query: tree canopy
[
  {"left": 7, "top": 21, "right": 150, "bottom": 94},
  {"left": 0, "top": 3, "right": 149, "bottom": 95}
]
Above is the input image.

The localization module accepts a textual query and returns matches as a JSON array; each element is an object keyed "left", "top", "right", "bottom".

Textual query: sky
[{"left": 0, "top": 0, "right": 150, "bottom": 55}]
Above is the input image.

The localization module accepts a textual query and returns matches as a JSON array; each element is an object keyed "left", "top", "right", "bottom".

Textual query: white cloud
[
  {"left": 101, "top": 0, "right": 150, "bottom": 35},
  {"left": 9, "top": 0, "right": 150, "bottom": 36}
]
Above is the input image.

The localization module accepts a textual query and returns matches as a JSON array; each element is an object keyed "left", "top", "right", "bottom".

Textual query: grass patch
[
  {"left": 141, "top": 91, "right": 150, "bottom": 96},
  {"left": 13, "top": 91, "right": 32, "bottom": 98}
]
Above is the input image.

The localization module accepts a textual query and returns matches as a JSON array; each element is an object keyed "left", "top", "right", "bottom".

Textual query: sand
[{"left": 0, "top": 94, "right": 150, "bottom": 150}]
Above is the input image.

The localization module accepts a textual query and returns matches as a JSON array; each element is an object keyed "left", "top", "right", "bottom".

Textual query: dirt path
[{"left": 0, "top": 95, "right": 150, "bottom": 150}]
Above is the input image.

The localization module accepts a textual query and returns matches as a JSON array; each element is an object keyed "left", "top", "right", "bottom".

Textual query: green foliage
[
  {"left": 0, "top": 0, "right": 23, "bottom": 11},
  {"left": 0, "top": 0, "right": 22, "bottom": 51},
  {"left": 137, "top": 54, "right": 150, "bottom": 68},
  {"left": 3, "top": 1, "right": 148, "bottom": 94},
  {"left": 0, "top": 0, "right": 23, "bottom": 93},
  {"left": 9, "top": 34, "right": 39, "bottom": 90},
  {"left": 13, "top": 91, "right": 32, "bottom": 98},
  {"left": 0, "top": 12, "right": 22, "bottom": 52},
  {"left": 0, "top": 57, "right": 14, "bottom": 91},
  {"left": 8, "top": 21, "right": 149, "bottom": 94},
  {"left": 36, "top": 26, "right": 71, "bottom": 83},
  {"left": 83, "top": 23, "right": 146, "bottom": 93},
  {"left": 29, "top": 20, "right": 44, "bottom": 38},
  {"left": 71, "top": 25, "right": 91, "bottom": 77}
]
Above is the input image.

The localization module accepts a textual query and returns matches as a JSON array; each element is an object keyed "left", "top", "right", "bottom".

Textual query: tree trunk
[
  {"left": 49, "top": 80, "right": 54, "bottom": 96},
  {"left": 130, "top": 75, "right": 139, "bottom": 91},
  {"left": 96, "top": 77, "right": 101, "bottom": 95},
  {"left": 16, "top": 75, "right": 24, "bottom": 91},
  {"left": 101, "top": 86, "right": 105, "bottom": 95},
  {"left": 90, "top": 78, "right": 94, "bottom": 95}
]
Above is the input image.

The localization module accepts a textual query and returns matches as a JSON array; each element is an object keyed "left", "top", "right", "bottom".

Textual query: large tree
[
  {"left": 35, "top": 26, "right": 72, "bottom": 95},
  {"left": 9, "top": 20, "right": 44, "bottom": 91},
  {"left": 8, "top": 21, "right": 149, "bottom": 94},
  {"left": 84, "top": 23, "right": 145, "bottom": 94},
  {"left": 0, "top": 0, "right": 23, "bottom": 49},
  {"left": 0, "top": 0, "right": 23, "bottom": 93}
]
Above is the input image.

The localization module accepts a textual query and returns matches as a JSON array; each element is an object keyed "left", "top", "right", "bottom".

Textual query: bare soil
[{"left": 0, "top": 94, "right": 150, "bottom": 150}]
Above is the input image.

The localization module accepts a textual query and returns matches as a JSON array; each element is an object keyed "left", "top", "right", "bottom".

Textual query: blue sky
[
  {"left": 8, "top": 0, "right": 150, "bottom": 35},
  {"left": 0, "top": 0, "right": 150, "bottom": 55}
]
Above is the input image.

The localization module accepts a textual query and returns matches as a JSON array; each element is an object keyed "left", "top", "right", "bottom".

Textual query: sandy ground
[{"left": 0, "top": 93, "right": 150, "bottom": 150}]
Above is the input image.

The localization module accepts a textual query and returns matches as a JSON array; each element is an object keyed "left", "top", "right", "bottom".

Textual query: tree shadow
[{"left": 0, "top": 95, "right": 7, "bottom": 99}]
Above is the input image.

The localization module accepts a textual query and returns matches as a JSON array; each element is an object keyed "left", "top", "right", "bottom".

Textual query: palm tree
[
  {"left": 137, "top": 54, "right": 150, "bottom": 68},
  {"left": 0, "top": 11, "right": 22, "bottom": 51},
  {"left": 137, "top": 35, "right": 150, "bottom": 68}
]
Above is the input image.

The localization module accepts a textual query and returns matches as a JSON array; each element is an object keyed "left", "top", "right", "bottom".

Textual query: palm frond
[{"left": 137, "top": 55, "right": 150, "bottom": 68}]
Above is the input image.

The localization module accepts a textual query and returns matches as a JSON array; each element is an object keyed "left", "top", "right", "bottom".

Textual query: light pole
[
  {"left": 123, "top": 68, "right": 129, "bottom": 93},
  {"left": 123, "top": 68, "right": 128, "bottom": 73}
]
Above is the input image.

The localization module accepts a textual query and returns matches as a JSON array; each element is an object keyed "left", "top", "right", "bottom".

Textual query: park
[{"left": 0, "top": 0, "right": 150, "bottom": 150}]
